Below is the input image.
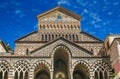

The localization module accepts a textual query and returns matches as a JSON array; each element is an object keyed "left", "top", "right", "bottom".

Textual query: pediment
[
  {"left": 37, "top": 6, "right": 81, "bottom": 22},
  {"left": 30, "top": 37, "right": 93, "bottom": 57},
  {"left": 80, "top": 31, "right": 103, "bottom": 42},
  {"left": 15, "top": 31, "right": 38, "bottom": 42}
]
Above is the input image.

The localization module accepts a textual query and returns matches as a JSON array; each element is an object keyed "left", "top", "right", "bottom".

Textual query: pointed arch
[
  {"left": 73, "top": 60, "right": 90, "bottom": 79},
  {"left": 14, "top": 60, "right": 30, "bottom": 79},
  {"left": 51, "top": 44, "right": 72, "bottom": 58},
  {"left": 91, "top": 60, "right": 112, "bottom": 79},
  {"left": 0, "top": 60, "right": 11, "bottom": 79},
  {"left": 72, "top": 60, "right": 90, "bottom": 71},
  {"left": 51, "top": 44, "right": 72, "bottom": 79},
  {"left": 33, "top": 60, "right": 51, "bottom": 79}
]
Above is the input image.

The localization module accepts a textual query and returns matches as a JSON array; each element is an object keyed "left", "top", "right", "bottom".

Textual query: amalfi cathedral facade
[{"left": 1, "top": 6, "right": 120, "bottom": 79}]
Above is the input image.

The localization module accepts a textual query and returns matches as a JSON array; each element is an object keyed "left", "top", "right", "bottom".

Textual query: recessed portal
[{"left": 54, "top": 47, "right": 69, "bottom": 79}]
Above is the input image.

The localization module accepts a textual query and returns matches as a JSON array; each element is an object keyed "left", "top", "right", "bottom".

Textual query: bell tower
[{"left": 37, "top": 6, "right": 82, "bottom": 42}]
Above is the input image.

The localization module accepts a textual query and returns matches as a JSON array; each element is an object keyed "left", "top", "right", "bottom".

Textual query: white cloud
[
  {"left": 113, "top": 2, "right": 119, "bottom": 6},
  {"left": 15, "top": 10, "right": 22, "bottom": 15},
  {"left": 94, "top": 24, "right": 101, "bottom": 28},
  {"left": 83, "top": 8, "right": 88, "bottom": 13},
  {"left": 108, "top": 12, "right": 112, "bottom": 15},
  {"left": 14, "top": 10, "right": 26, "bottom": 18},
  {"left": 90, "top": 13, "right": 101, "bottom": 22},
  {"left": 91, "top": 21, "right": 95, "bottom": 24},
  {"left": 57, "top": 0, "right": 70, "bottom": 6}
]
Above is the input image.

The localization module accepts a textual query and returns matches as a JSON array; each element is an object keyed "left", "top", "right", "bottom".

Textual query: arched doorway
[
  {"left": 34, "top": 62, "right": 50, "bottom": 79},
  {"left": 73, "top": 63, "right": 89, "bottom": 79},
  {"left": 54, "top": 47, "right": 69, "bottom": 79}
]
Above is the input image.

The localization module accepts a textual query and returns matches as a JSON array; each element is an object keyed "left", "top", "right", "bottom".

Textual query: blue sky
[{"left": 0, "top": 0, "right": 120, "bottom": 48}]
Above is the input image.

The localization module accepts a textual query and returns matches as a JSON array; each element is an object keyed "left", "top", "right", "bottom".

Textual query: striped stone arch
[
  {"left": 0, "top": 60, "right": 11, "bottom": 71},
  {"left": 91, "top": 60, "right": 111, "bottom": 72},
  {"left": 51, "top": 44, "right": 72, "bottom": 57},
  {"left": 14, "top": 60, "right": 30, "bottom": 79},
  {"left": 14, "top": 60, "right": 30, "bottom": 71},
  {"left": 51, "top": 44, "right": 72, "bottom": 69},
  {"left": 32, "top": 60, "right": 51, "bottom": 70},
  {"left": 91, "top": 60, "right": 112, "bottom": 79},
  {"left": 72, "top": 60, "right": 90, "bottom": 72}
]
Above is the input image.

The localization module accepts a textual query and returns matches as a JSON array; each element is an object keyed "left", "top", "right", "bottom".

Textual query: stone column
[
  {"left": 70, "top": 69, "right": 73, "bottom": 79},
  {"left": 89, "top": 70, "right": 94, "bottom": 79},
  {"left": 29, "top": 68, "right": 34, "bottom": 79},
  {"left": 8, "top": 68, "right": 14, "bottom": 79},
  {"left": 50, "top": 70, "right": 53, "bottom": 79}
]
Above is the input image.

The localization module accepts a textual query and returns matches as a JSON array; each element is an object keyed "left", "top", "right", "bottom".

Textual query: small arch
[
  {"left": 0, "top": 60, "right": 11, "bottom": 79},
  {"left": 52, "top": 34, "right": 54, "bottom": 40},
  {"left": 92, "top": 60, "right": 111, "bottom": 79},
  {"left": 32, "top": 60, "right": 51, "bottom": 70},
  {"left": 66, "top": 34, "right": 68, "bottom": 39},
  {"left": 104, "top": 71, "right": 108, "bottom": 79},
  {"left": 51, "top": 44, "right": 72, "bottom": 57},
  {"left": 94, "top": 71, "right": 98, "bottom": 79},
  {"left": 72, "top": 60, "right": 90, "bottom": 71},
  {"left": 26, "top": 48, "right": 29, "bottom": 55},
  {"left": 73, "top": 60, "right": 90, "bottom": 79},
  {"left": 14, "top": 60, "right": 30, "bottom": 79},
  {"left": 49, "top": 34, "right": 51, "bottom": 41},
  {"left": 60, "top": 25, "right": 63, "bottom": 28},
  {"left": 91, "top": 48, "right": 94, "bottom": 53},
  {"left": 43, "top": 25, "right": 45, "bottom": 29},
  {"left": 72, "top": 34, "right": 75, "bottom": 41},
  {"left": 33, "top": 60, "right": 51, "bottom": 79},
  {"left": 45, "top": 34, "right": 47, "bottom": 41},
  {"left": 100, "top": 71, "right": 103, "bottom": 79},
  {"left": 69, "top": 34, "right": 71, "bottom": 40}
]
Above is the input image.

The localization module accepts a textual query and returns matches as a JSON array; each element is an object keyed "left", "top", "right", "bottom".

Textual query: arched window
[
  {"left": 100, "top": 71, "right": 103, "bottom": 79},
  {"left": 49, "top": 34, "right": 51, "bottom": 41},
  {"left": 43, "top": 25, "right": 45, "bottom": 29},
  {"left": 91, "top": 48, "right": 94, "bottom": 53},
  {"left": 14, "top": 60, "right": 30, "bottom": 79},
  {"left": 52, "top": 34, "right": 54, "bottom": 40},
  {"left": 71, "top": 25, "right": 73, "bottom": 29},
  {"left": 76, "top": 35, "right": 78, "bottom": 41},
  {"left": 26, "top": 48, "right": 29, "bottom": 55},
  {"left": 93, "top": 61, "right": 110, "bottom": 79},
  {"left": 72, "top": 34, "right": 75, "bottom": 41},
  {"left": 57, "top": 25, "right": 59, "bottom": 28},
  {"left": 56, "top": 34, "right": 57, "bottom": 39},
  {"left": 69, "top": 34, "right": 71, "bottom": 40},
  {"left": 0, "top": 61, "right": 10, "bottom": 79},
  {"left": 60, "top": 25, "right": 63, "bottom": 28},
  {"left": 66, "top": 34, "right": 68, "bottom": 39},
  {"left": 45, "top": 34, "right": 47, "bottom": 42},
  {"left": 94, "top": 71, "right": 98, "bottom": 79},
  {"left": 104, "top": 71, "right": 108, "bottom": 79}
]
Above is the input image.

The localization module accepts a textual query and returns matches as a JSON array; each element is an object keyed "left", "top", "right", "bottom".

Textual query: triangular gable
[
  {"left": 81, "top": 31, "right": 103, "bottom": 42},
  {"left": 37, "top": 6, "right": 82, "bottom": 20},
  {"left": 15, "top": 31, "right": 38, "bottom": 42},
  {"left": 30, "top": 37, "right": 93, "bottom": 57},
  {"left": 0, "top": 40, "right": 8, "bottom": 52}
]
